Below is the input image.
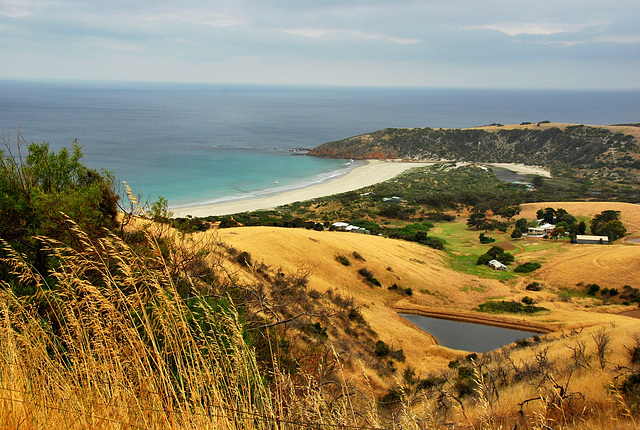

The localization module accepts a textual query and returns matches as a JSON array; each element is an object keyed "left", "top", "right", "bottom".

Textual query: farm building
[
  {"left": 576, "top": 235, "right": 610, "bottom": 244},
  {"left": 488, "top": 259, "right": 508, "bottom": 271},
  {"left": 527, "top": 223, "right": 556, "bottom": 236},
  {"left": 331, "top": 222, "right": 349, "bottom": 231}
]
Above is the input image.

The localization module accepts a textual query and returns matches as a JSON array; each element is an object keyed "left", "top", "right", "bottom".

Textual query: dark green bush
[
  {"left": 374, "top": 340, "right": 390, "bottom": 357},
  {"left": 514, "top": 262, "right": 542, "bottom": 273},
  {"left": 477, "top": 300, "right": 547, "bottom": 314},
  {"left": 526, "top": 282, "right": 542, "bottom": 291},
  {"left": 335, "top": 255, "right": 350, "bottom": 266}
]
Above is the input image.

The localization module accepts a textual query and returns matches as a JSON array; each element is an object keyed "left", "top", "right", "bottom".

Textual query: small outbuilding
[
  {"left": 488, "top": 259, "right": 508, "bottom": 271},
  {"left": 575, "top": 235, "right": 610, "bottom": 245},
  {"left": 331, "top": 222, "right": 349, "bottom": 231}
]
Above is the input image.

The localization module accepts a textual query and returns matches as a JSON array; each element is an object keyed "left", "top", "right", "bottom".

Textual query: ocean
[{"left": 1, "top": 81, "right": 638, "bottom": 209}]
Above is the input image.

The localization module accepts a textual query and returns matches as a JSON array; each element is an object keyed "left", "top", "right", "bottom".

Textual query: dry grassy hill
[
  {"left": 195, "top": 200, "right": 640, "bottom": 428},
  {"left": 212, "top": 199, "right": 640, "bottom": 373},
  {"left": 214, "top": 227, "right": 514, "bottom": 371}
]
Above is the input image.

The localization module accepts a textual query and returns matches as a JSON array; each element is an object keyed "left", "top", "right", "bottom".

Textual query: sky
[{"left": 0, "top": 0, "right": 639, "bottom": 88}]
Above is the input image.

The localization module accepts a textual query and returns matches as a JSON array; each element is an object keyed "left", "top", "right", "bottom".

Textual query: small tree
[
  {"left": 467, "top": 211, "right": 487, "bottom": 229},
  {"left": 599, "top": 220, "right": 627, "bottom": 242},
  {"left": 495, "top": 205, "right": 521, "bottom": 223},
  {"left": 578, "top": 221, "right": 587, "bottom": 234}
]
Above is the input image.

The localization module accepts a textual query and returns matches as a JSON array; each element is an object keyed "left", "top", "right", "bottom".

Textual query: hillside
[
  {"left": 310, "top": 123, "right": 640, "bottom": 170},
  {"left": 208, "top": 200, "right": 640, "bottom": 428}
]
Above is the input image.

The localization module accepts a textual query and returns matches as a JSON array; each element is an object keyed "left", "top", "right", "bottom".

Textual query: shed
[
  {"left": 331, "top": 222, "right": 349, "bottom": 231},
  {"left": 576, "top": 235, "right": 610, "bottom": 245},
  {"left": 488, "top": 259, "right": 508, "bottom": 271}
]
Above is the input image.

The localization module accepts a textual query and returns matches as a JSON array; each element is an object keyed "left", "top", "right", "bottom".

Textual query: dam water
[{"left": 400, "top": 313, "right": 540, "bottom": 352}]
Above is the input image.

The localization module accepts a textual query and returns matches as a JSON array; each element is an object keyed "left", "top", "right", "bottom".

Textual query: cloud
[
  {"left": 462, "top": 22, "right": 600, "bottom": 37},
  {"left": 0, "top": 0, "right": 57, "bottom": 18},
  {"left": 0, "top": 0, "right": 637, "bottom": 88},
  {"left": 280, "top": 28, "right": 420, "bottom": 45},
  {"left": 140, "top": 10, "right": 246, "bottom": 28}
]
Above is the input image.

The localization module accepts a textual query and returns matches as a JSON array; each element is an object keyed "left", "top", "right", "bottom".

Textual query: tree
[
  {"left": 466, "top": 211, "right": 487, "bottom": 229},
  {"left": 591, "top": 210, "right": 621, "bottom": 236},
  {"left": 542, "top": 207, "right": 557, "bottom": 224},
  {"left": 511, "top": 227, "right": 522, "bottom": 239},
  {"left": 149, "top": 196, "right": 173, "bottom": 222},
  {"left": 556, "top": 209, "right": 576, "bottom": 225},
  {"left": 515, "top": 218, "right": 529, "bottom": 231},
  {"left": 598, "top": 220, "right": 627, "bottom": 242},
  {"left": 496, "top": 252, "right": 514, "bottom": 265},
  {"left": 495, "top": 205, "right": 521, "bottom": 223},
  {"left": 476, "top": 253, "right": 493, "bottom": 265},
  {"left": 486, "top": 246, "right": 505, "bottom": 258},
  {"left": 578, "top": 221, "right": 587, "bottom": 235},
  {"left": 549, "top": 227, "right": 565, "bottom": 240}
]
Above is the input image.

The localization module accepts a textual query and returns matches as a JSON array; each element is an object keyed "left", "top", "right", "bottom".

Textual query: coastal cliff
[{"left": 310, "top": 124, "right": 640, "bottom": 169}]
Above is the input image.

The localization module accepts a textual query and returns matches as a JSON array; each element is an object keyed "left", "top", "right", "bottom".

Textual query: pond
[
  {"left": 488, "top": 166, "right": 532, "bottom": 185},
  {"left": 400, "top": 313, "right": 540, "bottom": 353}
]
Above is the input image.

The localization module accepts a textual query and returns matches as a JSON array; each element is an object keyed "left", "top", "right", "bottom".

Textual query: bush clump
[
  {"left": 525, "top": 282, "right": 542, "bottom": 291},
  {"left": 514, "top": 262, "right": 542, "bottom": 273},
  {"left": 358, "top": 267, "right": 381, "bottom": 286},
  {"left": 477, "top": 300, "right": 547, "bottom": 314},
  {"left": 479, "top": 233, "right": 495, "bottom": 244},
  {"left": 335, "top": 254, "right": 350, "bottom": 266}
]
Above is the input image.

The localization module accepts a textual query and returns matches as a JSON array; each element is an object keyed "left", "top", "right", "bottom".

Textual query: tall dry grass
[{"left": 0, "top": 220, "right": 276, "bottom": 429}]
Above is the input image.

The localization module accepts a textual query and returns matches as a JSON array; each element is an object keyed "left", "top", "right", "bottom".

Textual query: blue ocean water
[{"left": 1, "top": 81, "right": 639, "bottom": 208}]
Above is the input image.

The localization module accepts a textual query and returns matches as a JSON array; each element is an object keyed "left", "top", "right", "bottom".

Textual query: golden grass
[
  {"left": 0, "top": 224, "right": 279, "bottom": 429},
  {"left": 212, "top": 227, "right": 519, "bottom": 372}
]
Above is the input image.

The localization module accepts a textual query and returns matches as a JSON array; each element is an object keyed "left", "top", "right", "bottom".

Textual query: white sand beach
[
  {"left": 485, "top": 163, "right": 551, "bottom": 178},
  {"left": 172, "top": 160, "right": 552, "bottom": 218},
  {"left": 172, "top": 160, "right": 432, "bottom": 217}
]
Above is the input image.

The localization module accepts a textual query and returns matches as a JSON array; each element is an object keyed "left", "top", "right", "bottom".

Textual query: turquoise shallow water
[{"left": 1, "top": 81, "right": 638, "bottom": 207}]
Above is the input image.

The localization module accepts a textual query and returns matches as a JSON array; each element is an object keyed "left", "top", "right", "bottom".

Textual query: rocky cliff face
[{"left": 310, "top": 125, "right": 639, "bottom": 169}]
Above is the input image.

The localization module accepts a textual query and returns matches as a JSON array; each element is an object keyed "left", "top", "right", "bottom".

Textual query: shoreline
[
  {"left": 172, "top": 160, "right": 552, "bottom": 218},
  {"left": 172, "top": 160, "right": 433, "bottom": 217}
]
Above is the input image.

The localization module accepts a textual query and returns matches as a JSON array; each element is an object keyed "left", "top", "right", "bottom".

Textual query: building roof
[
  {"left": 576, "top": 235, "right": 609, "bottom": 242},
  {"left": 488, "top": 259, "right": 508, "bottom": 269}
]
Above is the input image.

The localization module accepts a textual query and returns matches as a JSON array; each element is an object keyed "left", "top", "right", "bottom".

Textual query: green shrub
[
  {"left": 477, "top": 300, "right": 547, "bottom": 314},
  {"left": 514, "top": 262, "right": 542, "bottom": 273},
  {"left": 586, "top": 284, "right": 601, "bottom": 296},
  {"left": 335, "top": 254, "right": 350, "bottom": 266},
  {"left": 521, "top": 296, "right": 535, "bottom": 305},
  {"left": 358, "top": 267, "right": 381, "bottom": 286},
  {"left": 477, "top": 254, "right": 493, "bottom": 265},
  {"left": 374, "top": 340, "right": 390, "bottom": 357},
  {"left": 525, "top": 282, "right": 542, "bottom": 291}
]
